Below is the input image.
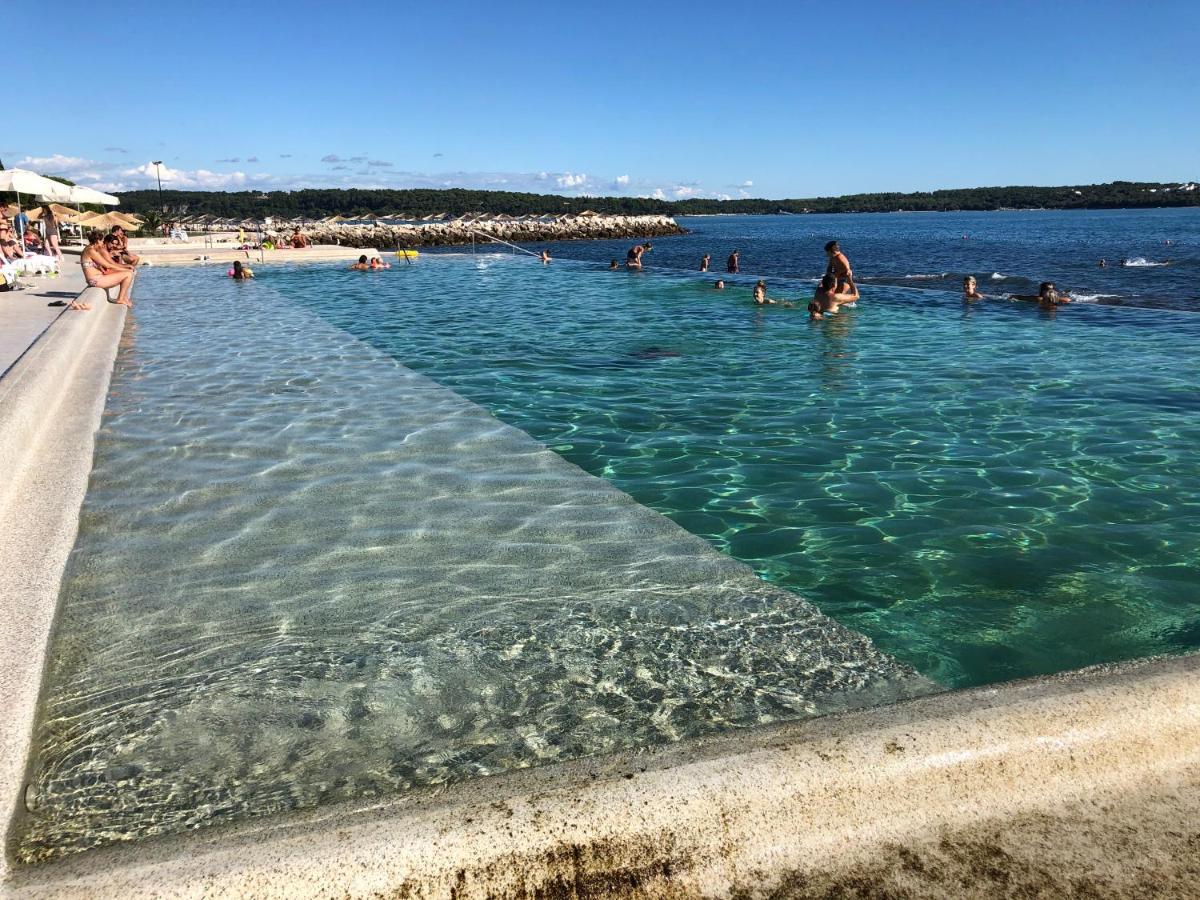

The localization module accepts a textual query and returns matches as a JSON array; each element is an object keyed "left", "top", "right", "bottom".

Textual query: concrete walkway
[{"left": 0, "top": 268, "right": 84, "bottom": 377}]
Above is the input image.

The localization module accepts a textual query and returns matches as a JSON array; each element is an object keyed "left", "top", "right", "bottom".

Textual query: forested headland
[{"left": 112, "top": 181, "right": 1199, "bottom": 220}]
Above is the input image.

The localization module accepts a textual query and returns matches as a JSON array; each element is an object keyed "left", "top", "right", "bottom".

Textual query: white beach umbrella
[
  {"left": 68, "top": 185, "right": 120, "bottom": 206},
  {"left": 0, "top": 168, "right": 74, "bottom": 250},
  {"left": 0, "top": 168, "right": 74, "bottom": 202}
]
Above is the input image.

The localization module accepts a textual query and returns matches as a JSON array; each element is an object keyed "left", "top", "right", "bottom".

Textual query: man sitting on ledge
[{"left": 109, "top": 226, "right": 141, "bottom": 267}]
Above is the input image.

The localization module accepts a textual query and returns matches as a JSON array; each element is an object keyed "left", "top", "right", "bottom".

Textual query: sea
[{"left": 492, "top": 207, "right": 1200, "bottom": 312}]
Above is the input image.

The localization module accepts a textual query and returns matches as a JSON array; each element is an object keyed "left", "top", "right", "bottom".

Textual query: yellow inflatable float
[{"left": 396, "top": 249, "right": 420, "bottom": 259}]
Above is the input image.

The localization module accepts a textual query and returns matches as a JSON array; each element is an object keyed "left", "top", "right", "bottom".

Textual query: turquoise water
[
  {"left": 20, "top": 267, "right": 926, "bottom": 860},
  {"left": 273, "top": 255, "right": 1200, "bottom": 687}
]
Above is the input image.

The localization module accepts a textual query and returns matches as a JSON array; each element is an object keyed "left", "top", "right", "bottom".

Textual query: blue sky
[{"left": 8, "top": 0, "right": 1198, "bottom": 199}]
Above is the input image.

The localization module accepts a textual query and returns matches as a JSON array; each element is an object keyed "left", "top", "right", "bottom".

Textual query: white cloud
[
  {"left": 15, "top": 154, "right": 96, "bottom": 171},
  {"left": 115, "top": 162, "right": 249, "bottom": 191},
  {"left": 673, "top": 185, "right": 701, "bottom": 199},
  {"left": 651, "top": 188, "right": 666, "bottom": 200},
  {"left": 555, "top": 172, "right": 588, "bottom": 189},
  {"left": 615, "top": 174, "right": 630, "bottom": 186},
  {"left": 740, "top": 180, "right": 754, "bottom": 188}
]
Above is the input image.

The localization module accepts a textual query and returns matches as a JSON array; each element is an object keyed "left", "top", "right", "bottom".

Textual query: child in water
[
  {"left": 753, "top": 279, "right": 794, "bottom": 306},
  {"left": 963, "top": 275, "right": 984, "bottom": 300},
  {"left": 229, "top": 260, "right": 254, "bottom": 279}
]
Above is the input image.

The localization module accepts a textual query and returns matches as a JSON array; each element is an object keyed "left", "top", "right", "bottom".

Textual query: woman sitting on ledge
[{"left": 81, "top": 230, "right": 135, "bottom": 307}]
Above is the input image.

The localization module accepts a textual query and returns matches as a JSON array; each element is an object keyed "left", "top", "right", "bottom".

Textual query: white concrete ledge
[
  {"left": 5, "top": 653, "right": 1197, "bottom": 898},
  {"left": 0, "top": 274, "right": 126, "bottom": 888}
]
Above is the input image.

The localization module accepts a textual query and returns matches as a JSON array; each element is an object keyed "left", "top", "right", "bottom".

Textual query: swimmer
[
  {"left": 963, "top": 275, "right": 984, "bottom": 301},
  {"left": 813, "top": 273, "right": 858, "bottom": 314},
  {"left": 609, "top": 259, "right": 619, "bottom": 270},
  {"left": 752, "top": 279, "right": 794, "bottom": 306},
  {"left": 824, "top": 240, "right": 855, "bottom": 294},
  {"left": 349, "top": 255, "right": 371, "bottom": 270},
  {"left": 807, "top": 301, "right": 823, "bottom": 320},
  {"left": 230, "top": 260, "right": 254, "bottom": 279},
  {"left": 1010, "top": 282, "right": 1069, "bottom": 306},
  {"left": 700, "top": 253, "right": 710, "bottom": 272},
  {"left": 714, "top": 279, "right": 725, "bottom": 290},
  {"left": 1099, "top": 259, "right": 1107, "bottom": 268},
  {"left": 726, "top": 249, "right": 739, "bottom": 274},
  {"left": 540, "top": 249, "right": 551, "bottom": 264}
]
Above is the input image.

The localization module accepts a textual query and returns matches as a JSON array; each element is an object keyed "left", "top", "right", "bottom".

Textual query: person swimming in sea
[
  {"left": 813, "top": 273, "right": 858, "bottom": 314},
  {"left": 752, "top": 279, "right": 794, "bottom": 306},
  {"left": 349, "top": 255, "right": 371, "bottom": 270},
  {"left": 963, "top": 275, "right": 985, "bottom": 301},
  {"left": 230, "top": 260, "right": 254, "bottom": 280},
  {"left": 807, "top": 301, "right": 824, "bottom": 320},
  {"left": 609, "top": 259, "right": 619, "bottom": 270},
  {"left": 1099, "top": 259, "right": 1107, "bottom": 268},
  {"left": 1010, "top": 282, "right": 1070, "bottom": 306},
  {"left": 540, "top": 249, "right": 551, "bottom": 264},
  {"left": 700, "top": 253, "right": 710, "bottom": 272},
  {"left": 714, "top": 279, "right": 725, "bottom": 290},
  {"left": 726, "top": 249, "right": 739, "bottom": 274}
]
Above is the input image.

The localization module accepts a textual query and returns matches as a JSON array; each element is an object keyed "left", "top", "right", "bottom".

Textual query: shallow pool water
[{"left": 19, "top": 262, "right": 926, "bottom": 861}]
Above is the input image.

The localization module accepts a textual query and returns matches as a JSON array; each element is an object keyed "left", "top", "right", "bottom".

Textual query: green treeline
[{"left": 113, "top": 181, "right": 1199, "bottom": 219}]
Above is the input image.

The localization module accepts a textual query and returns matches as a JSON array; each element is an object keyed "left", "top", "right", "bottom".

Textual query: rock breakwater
[{"left": 285, "top": 214, "right": 685, "bottom": 250}]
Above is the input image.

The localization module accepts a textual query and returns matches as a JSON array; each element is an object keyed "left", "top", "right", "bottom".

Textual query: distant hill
[{"left": 112, "top": 181, "right": 1200, "bottom": 220}]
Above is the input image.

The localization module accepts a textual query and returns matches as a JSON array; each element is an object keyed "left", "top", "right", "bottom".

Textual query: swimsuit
[{"left": 82, "top": 259, "right": 101, "bottom": 287}]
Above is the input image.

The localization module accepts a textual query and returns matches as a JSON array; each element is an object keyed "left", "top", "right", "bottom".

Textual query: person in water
[
  {"left": 807, "top": 301, "right": 824, "bottom": 320},
  {"left": 1098, "top": 259, "right": 1107, "bottom": 268},
  {"left": 714, "top": 279, "right": 725, "bottom": 290},
  {"left": 349, "top": 255, "right": 371, "bottom": 270},
  {"left": 963, "top": 275, "right": 985, "bottom": 301},
  {"left": 700, "top": 253, "right": 710, "bottom": 272},
  {"left": 626, "top": 242, "right": 652, "bottom": 269},
  {"left": 540, "top": 249, "right": 551, "bottom": 264},
  {"left": 230, "top": 260, "right": 254, "bottom": 279},
  {"left": 609, "top": 259, "right": 619, "bottom": 270},
  {"left": 369, "top": 257, "right": 390, "bottom": 269},
  {"left": 813, "top": 273, "right": 858, "bottom": 314},
  {"left": 726, "top": 249, "right": 739, "bottom": 274},
  {"left": 825, "top": 241, "right": 855, "bottom": 294},
  {"left": 752, "top": 279, "right": 794, "bottom": 306},
  {"left": 1011, "top": 282, "right": 1070, "bottom": 306}
]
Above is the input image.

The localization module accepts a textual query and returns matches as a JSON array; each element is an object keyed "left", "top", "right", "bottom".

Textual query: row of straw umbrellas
[{"left": 11, "top": 203, "right": 145, "bottom": 232}]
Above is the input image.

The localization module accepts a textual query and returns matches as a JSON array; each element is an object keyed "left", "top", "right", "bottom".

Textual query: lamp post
[{"left": 152, "top": 160, "right": 164, "bottom": 213}]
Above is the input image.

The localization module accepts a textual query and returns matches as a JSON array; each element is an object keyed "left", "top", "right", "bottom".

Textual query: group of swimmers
[
  {"left": 349, "top": 254, "right": 391, "bottom": 271},
  {"left": 716, "top": 241, "right": 860, "bottom": 319}
]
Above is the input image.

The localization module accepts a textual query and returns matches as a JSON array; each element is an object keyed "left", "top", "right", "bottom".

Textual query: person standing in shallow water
[
  {"left": 963, "top": 276, "right": 985, "bottom": 301},
  {"left": 727, "top": 250, "right": 740, "bottom": 274},
  {"left": 700, "top": 254, "right": 710, "bottom": 272},
  {"left": 626, "top": 242, "right": 652, "bottom": 270}
]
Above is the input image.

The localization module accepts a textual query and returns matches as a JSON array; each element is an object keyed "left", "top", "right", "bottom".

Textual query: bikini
[{"left": 81, "top": 258, "right": 101, "bottom": 287}]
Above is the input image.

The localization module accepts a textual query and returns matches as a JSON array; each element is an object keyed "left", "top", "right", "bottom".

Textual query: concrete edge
[
  {"left": 4, "top": 652, "right": 1196, "bottom": 897},
  {"left": 0, "top": 298, "right": 127, "bottom": 887}
]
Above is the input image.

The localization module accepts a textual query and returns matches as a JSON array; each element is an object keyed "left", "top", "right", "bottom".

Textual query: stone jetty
[{"left": 277, "top": 213, "right": 686, "bottom": 250}]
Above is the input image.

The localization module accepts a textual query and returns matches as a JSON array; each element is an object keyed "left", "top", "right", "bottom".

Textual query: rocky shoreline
[{"left": 276, "top": 214, "right": 686, "bottom": 250}]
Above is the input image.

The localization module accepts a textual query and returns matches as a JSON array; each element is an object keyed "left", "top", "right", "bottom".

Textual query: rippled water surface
[
  {"left": 481, "top": 208, "right": 1200, "bottom": 311},
  {"left": 20, "top": 265, "right": 927, "bottom": 861},
  {"left": 285, "top": 255, "right": 1200, "bottom": 687}
]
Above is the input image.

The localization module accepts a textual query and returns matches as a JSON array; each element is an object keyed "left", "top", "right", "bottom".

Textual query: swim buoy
[{"left": 396, "top": 250, "right": 419, "bottom": 259}]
